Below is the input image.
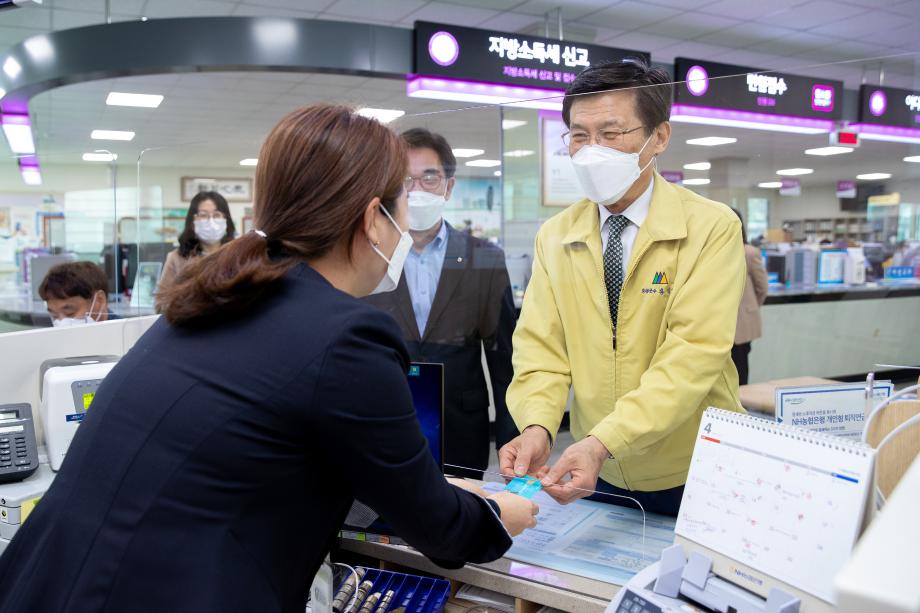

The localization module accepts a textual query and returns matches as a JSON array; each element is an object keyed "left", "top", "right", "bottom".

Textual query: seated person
[{"left": 39, "top": 261, "right": 119, "bottom": 326}]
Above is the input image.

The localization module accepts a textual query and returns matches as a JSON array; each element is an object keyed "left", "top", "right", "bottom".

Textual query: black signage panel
[
  {"left": 858, "top": 85, "right": 920, "bottom": 128},
  {"left": 414, "top": 21, "right": 648, "bottom": 90},
  {"left": 673, "top": 58, "right": 843, "bottom": 120}
]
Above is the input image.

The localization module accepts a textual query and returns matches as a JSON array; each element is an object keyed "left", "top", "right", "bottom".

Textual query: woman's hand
[
  {"left": 487, "top": 491, "right": 539, "bottom": 536},
  {"left": 446, "top": 477, "right": 488, "bottom": 498}
]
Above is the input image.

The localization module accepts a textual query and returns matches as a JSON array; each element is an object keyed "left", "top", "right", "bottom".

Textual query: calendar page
[{"left": 676, "top": 408, "right": 875, "bottom": 604}]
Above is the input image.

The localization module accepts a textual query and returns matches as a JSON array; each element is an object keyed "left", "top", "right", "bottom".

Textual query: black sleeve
[
  {"left": 480, "top": 248, "right": 518, "bottom": 451},
  {"left": 314, "top": 308, "right": 512, "bottom": 568}
]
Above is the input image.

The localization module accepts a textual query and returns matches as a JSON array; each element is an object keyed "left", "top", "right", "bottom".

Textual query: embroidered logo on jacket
[{"left": 652, "top": 272, "right": 669, "bottom": 285}]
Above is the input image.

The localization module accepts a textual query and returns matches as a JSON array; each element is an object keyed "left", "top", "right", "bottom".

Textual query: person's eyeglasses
[
  {"left": 404, "top": 173, "right": 445, "bottom": 192},
  {"left": 562, "top": 126, "right": 645, "bottom": 149},
  {"left": 194, "top": 211, "right": 225, "bottom": 221}
]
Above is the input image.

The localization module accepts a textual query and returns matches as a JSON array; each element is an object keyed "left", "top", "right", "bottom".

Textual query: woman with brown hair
[{"left": 0, "top": 105, "right": 537, "bottom": 613}]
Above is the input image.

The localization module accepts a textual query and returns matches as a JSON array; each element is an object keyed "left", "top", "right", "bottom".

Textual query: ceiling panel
[
  {"left": 400, "top": 2, "right": 501, "bottom": 27},
  {"left": 582, "top": 1, "right": 684, "bottom": 31},
  {"left": 763, "top": 1, "right": 868, "bottom": 31}
]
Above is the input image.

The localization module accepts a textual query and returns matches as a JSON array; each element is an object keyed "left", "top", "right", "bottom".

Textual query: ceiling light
[
  {"left": 91, "top": 129, "right": 135, "bottom": 141},
  {"left": 683, "top": 162, "right": 711, "bottom": 170},
  {"left": 452, "top": 148, "right": 485, "bottom": 158},
  {"left": 494, "top": 170, "right": 502, "bottom": 177},
  {"left": 776, "top": 168, "right": 813, "bottom": 176},
  {"left": 239, "top": 158, "right": 258, "bottom": 166},
  {"left": 904, "top": 156, "right": 920, "bottom": 163},
  {"left": 1, "top": 115, "right": 35, "bottom": 154},
  {"left": 20, "top": 167, "right": 41, "bottom": 185},
  {"left": 356, "top": 107, "right": 405, "bottom": 124},
  {"left": 804, "top": 146, "right": 852, "bottom": 156},
  {"left": 106, "top": 92, "right": 164, "bottom": 108},
  {"left": 465, "top": 159, "right": 501, "bottom": 168},
  {"left": 757, "top": 181, "right": 783, "bottom": 188},
  {"left": 83, "top": 152, "right": 118, "bottom": 162},
  {"left": 502, "top": 120, "right": 527, "bottom": 130},
  {"left": 23, "top": 36, "right": 54, "bottom": 63},
  {"left": 856, "top": 173, "right": 891, "bottom": 180},
  {"left": 686, "top": 136, "right": 737, "bottom": 147},
  {"left": 504, "top": 149, "right": 535, "bottom": 158},
  {"left": 671, "top": 105, "right": 832, "bottom": 135},
  {"left": 3, "top": 56, "right": 21, "bottom": 79},
  {"left": 682, "top": 178, "right": 710, "bottom": 186}
]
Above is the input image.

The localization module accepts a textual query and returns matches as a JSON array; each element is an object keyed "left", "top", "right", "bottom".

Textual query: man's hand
[
  {"left": 498, "top": 425, "right": 552, "bottom": 479},
  {"left": 540, "top": 435, "right": 610, "bottom": 504}
]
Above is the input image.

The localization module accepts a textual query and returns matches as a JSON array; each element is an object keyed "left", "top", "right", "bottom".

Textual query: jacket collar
[{"left": 562, "top": 172, "right": 688, "bottom": 246}]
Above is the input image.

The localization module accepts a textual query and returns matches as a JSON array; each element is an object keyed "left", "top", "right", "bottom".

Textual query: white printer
[
  {"left": 0, "top": 462, "right": 55, "bottom": 555},
  {"left": 39, "top": 356, "right": 119, "bottom": 471}
]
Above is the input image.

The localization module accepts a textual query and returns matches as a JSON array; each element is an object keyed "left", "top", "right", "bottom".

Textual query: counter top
[
  {"left": 338, "top": 538, "right": 617, "bottom": 613},
  {"left": 764, "top": 280, "right": 920, "bottom": 304}
]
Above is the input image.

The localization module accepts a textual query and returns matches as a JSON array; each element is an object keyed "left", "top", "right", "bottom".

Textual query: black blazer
[
  {"left": 0, "top": 263, "right": 511, "bottom": 613},
  {"left": 365, "top": 225, "right": 517, "bottom": 474}
]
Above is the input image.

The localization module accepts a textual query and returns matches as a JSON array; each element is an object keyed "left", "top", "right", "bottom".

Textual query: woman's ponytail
[{"left": 157, "top": 231, "right": 296, "bottom": 325}]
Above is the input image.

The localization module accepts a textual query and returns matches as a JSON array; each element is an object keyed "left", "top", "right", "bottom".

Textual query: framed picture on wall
[{"left": 181, "top": 177, "right": 253, "bottom": 202}]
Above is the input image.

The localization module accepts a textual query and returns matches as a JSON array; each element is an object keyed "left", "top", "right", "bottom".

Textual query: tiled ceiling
[{"left": 1, "top": 0, "right": 919, "bottom": 182}]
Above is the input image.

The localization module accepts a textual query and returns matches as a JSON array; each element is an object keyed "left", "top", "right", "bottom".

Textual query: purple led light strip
[
  {"left": 670, "top": 104, "right": 834, "bottom": 131},
  {"left": 407, "top": 75, "right": 564, "bottom": 105}
]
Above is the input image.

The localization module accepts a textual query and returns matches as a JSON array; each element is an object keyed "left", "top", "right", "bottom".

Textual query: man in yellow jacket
[{"left": 500, "top": 57, "right": 746, "bottom": 516}]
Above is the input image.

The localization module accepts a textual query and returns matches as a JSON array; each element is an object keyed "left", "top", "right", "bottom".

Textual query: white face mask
[
  {"left": 407, "top": 190, "right": 447, "bottom": 231},
  {"left": 369, "top": 204, "right": 413, "bottom": 295},
  {"left": 570, "top": 133, "right": 655, "bottom": 206},
  {"left": 52, "top": 293, "right": 100, "bottom": 327},
  {"left": 194, "top": 218, "right": 227, "bottom": 243}
]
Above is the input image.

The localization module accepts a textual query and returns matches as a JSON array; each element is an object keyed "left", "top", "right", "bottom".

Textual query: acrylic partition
[{"left": 0, "top": 148, "right": 120, "bottom": 334}]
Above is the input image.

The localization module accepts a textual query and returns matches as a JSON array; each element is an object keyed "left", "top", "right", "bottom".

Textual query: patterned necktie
[{"left": 603, "top": 215, "right": 630, "bottom": 333}]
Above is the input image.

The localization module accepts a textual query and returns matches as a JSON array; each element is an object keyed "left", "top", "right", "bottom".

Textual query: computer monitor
[
  {"left": 407, "top": 362, "right": 444, "bottom": 470},
  {"left": 342, "top": 362, "right": 444, "bottom": 537}
]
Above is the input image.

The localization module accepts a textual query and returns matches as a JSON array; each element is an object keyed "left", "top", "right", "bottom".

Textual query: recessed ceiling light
[
  {"left": 757, "top": 181, "right": 783, "bottom": 188},
  {"left": 91, "top": 129, "right": 135, "bottom": 141},
  {"left": 494, "top": 170, "right": 502, "bottom": 177},
  {"left": 904, "top": 155, "right": 920, "bottom": 163},
  {"left": 856, "top": 172, "right": 891, "bottom": 180},
  {"left": 804, "top": 146, "right": 853, "bottom": 156},
  {"left": 466, "top": 159, "right": 501, "bottom": 168},
  {"left": 683, "top": 162, "right": 711, "bottom": 170},
  {"left": 106, "top": 92, "right": 164, "bottom": 108},
  {"left": 504, "top": 149, "right": 535, "bottom": 157},
  {"left": 452, "top": 148, "right": 485, "bottom": 158},
  {"left": 1, "top": 117, "right": 35, "bottom": 154},
  {"left": 686, "top": 136, "right": 737, "bottom": 147},
  {"left": 776, "top": 168, "right": 813, "bottom": 176},
  {"left": 239, "top": 158, "right": 258, "bottom": 166},
  {"left": 502, "top": 120, "right": 527, "bottom": 130},
  {"left": 20, "top": 167, "right": 41, "bottom": 186},
  {"left": 682, "top": 178, "right": 710, "bottom": 186},
  {"left": 83, "top": 152, "right": 117, "bottom": 162},
  {"left": 3, "top": 56, "right": 21, "bottom": 79},
  {"left": 356, "top": 107, "right": 405, "bottom": 124}
]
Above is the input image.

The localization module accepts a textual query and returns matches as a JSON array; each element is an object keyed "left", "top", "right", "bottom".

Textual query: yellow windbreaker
[{"left": 508, "top": 173, "right": 746, "bottom": 492}]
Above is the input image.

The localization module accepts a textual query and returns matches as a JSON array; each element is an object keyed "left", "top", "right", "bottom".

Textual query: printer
[
  {"left": 0, "top": 462, "right": 55, "bottom": 555},
  {"left": 40, "top": 356, "right": 119, "bottom": 471}
]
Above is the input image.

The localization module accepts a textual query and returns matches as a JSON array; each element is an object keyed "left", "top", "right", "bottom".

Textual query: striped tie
[{"left": 603, "top": 215, "right": 630, "bottom": 333}]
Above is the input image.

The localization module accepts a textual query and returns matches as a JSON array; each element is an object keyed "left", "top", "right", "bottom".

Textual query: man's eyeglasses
[
  {"left": 562, "top": 126, "right": 645, "bottom": 149},
  {"left": 404, "top": 173, "right": 445, "bottom": 192}
]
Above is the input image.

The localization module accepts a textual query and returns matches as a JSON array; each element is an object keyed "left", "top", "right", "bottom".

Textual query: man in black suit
[{"left": 366, "top": 128, "right": 517, "bottom": 477}]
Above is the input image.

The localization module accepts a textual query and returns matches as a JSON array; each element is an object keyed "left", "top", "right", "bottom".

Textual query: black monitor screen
[{"left": 407, "top": 363, "right": 444, "bottom": 470}]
